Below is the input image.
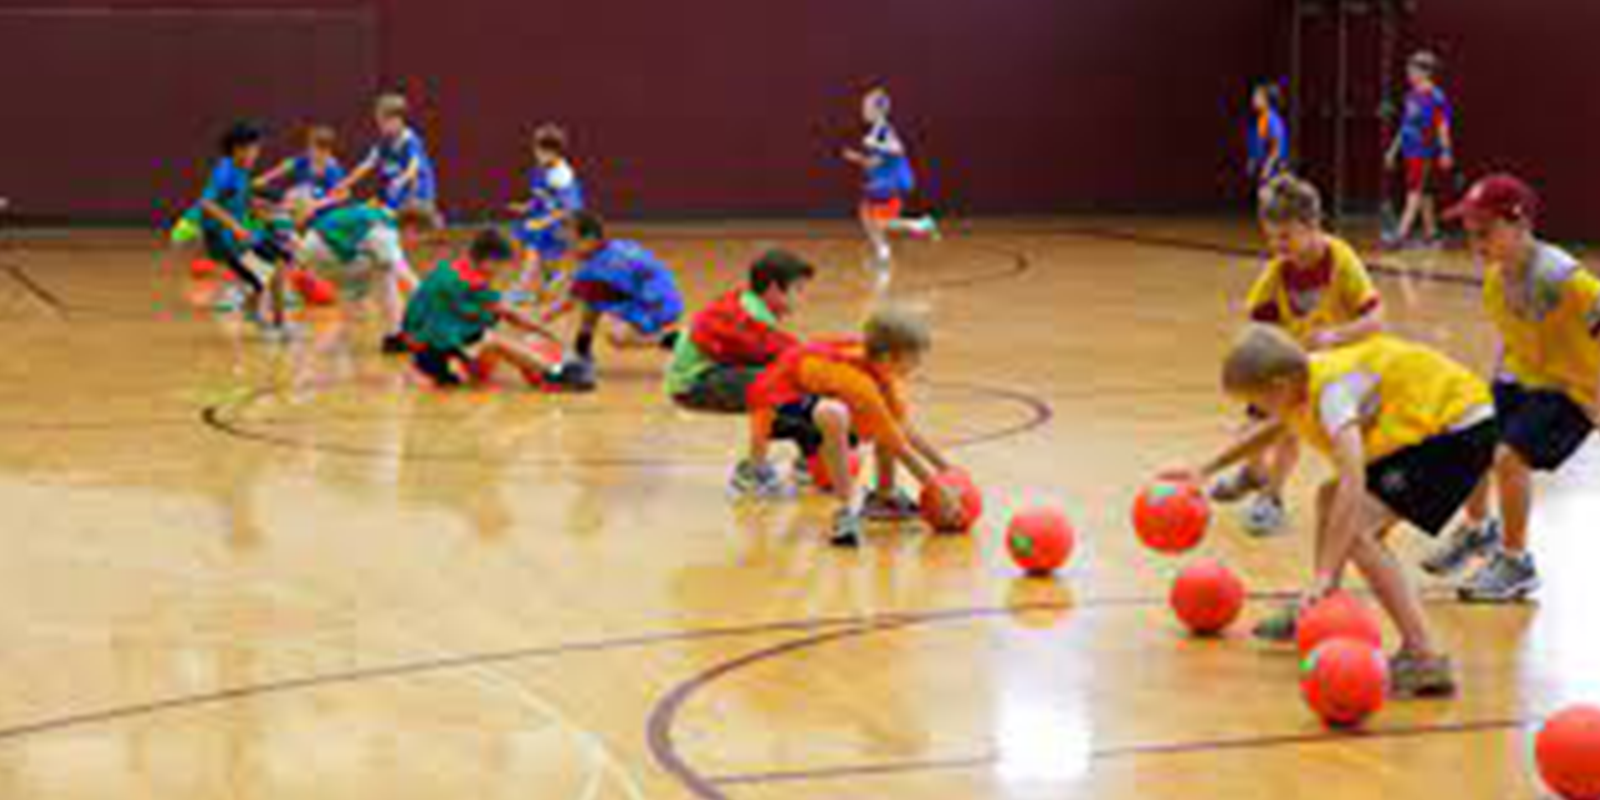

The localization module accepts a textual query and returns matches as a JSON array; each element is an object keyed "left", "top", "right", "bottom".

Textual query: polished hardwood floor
[{"left": 0, "top": 219, "right": 1593, "bottom": 798}]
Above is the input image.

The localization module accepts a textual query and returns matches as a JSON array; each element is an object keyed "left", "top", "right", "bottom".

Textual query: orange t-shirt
[{"left": 749, "top": 339, "right": 909, "bottom": 449}]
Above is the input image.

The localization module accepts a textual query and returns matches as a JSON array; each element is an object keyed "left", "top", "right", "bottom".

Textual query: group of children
[
  {"left": 1167, "top": 170, "right": 1598, "bottom": 698},
  {"left": 1249, "top": 49, "right": 1455, "bottom": 248}
]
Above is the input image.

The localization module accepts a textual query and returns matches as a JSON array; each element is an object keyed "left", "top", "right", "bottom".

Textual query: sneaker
[
  {"left": 1420, "top": 518, "right": 1502, "bottom": 577},
  {"left": 1252, "top": 604, "right": 1299, "bottom": 643},
  {"left": 730, "top": 460, "right": 787, "bottom": 499},
  {"left": 1241, "top": 494, "right": 1287, "bottom": 537},
  {"left": 1458, "top": 549, "right": 1540, "bottom": 603},
  {"left": 545, "top": 358, "right": 597, "bottom": 393},
  {"left": 862, "top": 490, "right": 919, "bottom": 521},
  {"left": 1389, "top": 651, "right": 1457, "bottom": 698},
  {"left": 381, "top": 333, "right": 409, "bottom": 355},
  {"left": 916, "top": 216, "right": 942, "bottom": 242},
  {"left": 1210, "top": 466, "right": 1266, "bottom": 504},
  {"left": 829, "top": 509, "right": 865, "bottom": 548},
  {"left": 793, "top": 457, "right": 817, "bottom": 491}
]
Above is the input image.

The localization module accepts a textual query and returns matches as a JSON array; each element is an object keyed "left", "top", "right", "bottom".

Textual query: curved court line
[
  {"left": 196, "top": 376, "right": 1054, "bottom": 465},
  {"left": 0, "top": 591, "right": 1288, "bottom": 747},
  {"left": 644, "top": 600, "right": 1534, "bottom": 798}
]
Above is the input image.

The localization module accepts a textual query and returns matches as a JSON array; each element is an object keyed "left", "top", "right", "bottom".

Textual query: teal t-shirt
[
  {"left": 402, "top": 261, "right": 502, "bottom": 351},
  {"left": 311, "top": 205, "right": 395, "bottom": 264},
  {"left": 664, "top": 290, "right": 780, "bottom": 396}
]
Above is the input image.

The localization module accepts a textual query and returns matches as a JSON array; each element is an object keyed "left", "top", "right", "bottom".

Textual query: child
[
  {"left": 291, "top": 199, "right": 432, "bottom": 353},
  {"left": 400, "top": 229, "right": 563, "bottom": 388},
  {"left": 1170, "top": 327, "right": 1497, "bottom": 697},
  {"left": 1385, "top": 51, "right": 1455, "bottom": 248},
  {"left": 1211, "top": 175, "right": 1385, "bottom": 535},
  {"left": 509, "top": 124, "right": 585, "bottom": 306},
  {"left": 1420, "top": 174, "right": 1600, "bottom": 601},
  {"left": 842, "top": 87, "right": 939, "bottom": 278},
  {"left": 666, "top": 249, "right": 815, "bottom": 413},
  {"left": 544, "top": 211, "right": 683, "bottom": 389},
  {"left": 1247, "top": 82, "right": 1289, "bottom": 197},
  {"left": 258, "top": 125, "right": 347, "bottom": 210},
  {"left": 739, "top": 305, "right": 963, "bottom": 547},
  {"left": 195, "top": 121, "right": 291, "bottom": 331},
  {"left": 338, "top": 93, "right": 441, "bottom": 222}
]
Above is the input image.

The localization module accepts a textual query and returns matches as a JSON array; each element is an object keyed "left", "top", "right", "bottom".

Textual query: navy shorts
[{"left": 1494, "top": 381, "right": 1594, "bottom": 471}]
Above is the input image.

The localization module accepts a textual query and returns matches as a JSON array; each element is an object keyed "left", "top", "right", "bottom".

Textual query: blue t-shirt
[
  {"left": 572, "top": 239, "right": 683, "bottom": 334},
  {"left": 1248, "top": 109, "right": 1289, "bottom": 179},
  {"left": 199, "top": 156, "right": 252, "bottom": 250},
  {"left": 525, "top": 159, "right": 585, "bottom": 220},
  {"left": 863, "top": 120, "right": 916, "bottom": 201},
  {"left": 1399, "top": 87, "right": 1452, "bottom": 159},
  {"left": 289, "top": 156, "right": 347, "bottom": 199},
  {"left": 363, "top": 127, "right": 437, "bottom": 208}
]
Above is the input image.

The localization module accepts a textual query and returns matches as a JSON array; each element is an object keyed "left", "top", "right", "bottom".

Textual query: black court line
[
  {"left": 0, "top": 592, "right": 1286, "bottom": 746},
  {"left": 645, "top": 594, "right": 1532, "bottom": 798},
  {"left": 1, "top": 262, "right": 67, "bottom": 317}
]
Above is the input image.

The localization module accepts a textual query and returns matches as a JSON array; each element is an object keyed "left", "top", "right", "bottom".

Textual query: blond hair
[
  {"left": 864, "top": 304, "right": 931, "bottom": 360},
  {"left": 375, "top": 93, "right": 409, "bottom": 119},
  {"left": 1222, "top": 325, "right": 1310, "bottom": 395},
  {"left": 1259, "top": 174, "right": 1323, "bottom": 226}
]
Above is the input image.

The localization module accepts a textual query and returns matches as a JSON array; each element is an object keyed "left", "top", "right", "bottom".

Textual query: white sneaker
[{"left": 1241, "top": 494, "right": 1287, "bottom": 537}]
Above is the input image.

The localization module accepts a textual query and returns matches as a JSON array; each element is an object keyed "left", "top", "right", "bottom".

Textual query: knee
[{"left": 814, "top": 401, "right": 851, "bottom": 435}]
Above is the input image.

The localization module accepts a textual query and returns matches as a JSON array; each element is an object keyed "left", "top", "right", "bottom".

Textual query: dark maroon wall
[
  {"left": 0, "top": 0, "right": 1273, "bottom": 222},
  {"left": 1411, "top": 0, "right": 1600, "bottom": 238}
]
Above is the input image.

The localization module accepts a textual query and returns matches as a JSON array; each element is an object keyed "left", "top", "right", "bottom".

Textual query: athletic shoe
[
  {"left": 1210, "top": 466, "right": 1266, "bottom": 504},
  {"left": 916, "top": 216, "right": 942, "bottom": 242},
  {"left": 862, "top": 490, "right": 920, "bottom": 521},
  {"left": 1420, "top": 518, "right": 1502, "bottom": 577},
  {"left": 1252, "top": 604, "right": 1299, "bottom": 643},
  {"left": 1389, "top": 651, "right": 1457, "bottom": 698},
  {"left": 1458, "top": 549, "right": 1540, "bottom": 603},
  {"left": 730, "top": 460, "right": 787, "bottom": 499},
  {"left": 830, "top": 508, "right": 865, "bottom": 548},
  {"left": 793, "top": 457, "right": 817, "bottom": 491},
  {"left": 1241, "top": 494, "right": 1288, "bottom": 537}
]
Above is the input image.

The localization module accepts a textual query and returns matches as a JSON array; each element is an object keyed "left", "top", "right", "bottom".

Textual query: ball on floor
[
  {"left": 1170, "top": 558, "right": 1245, "bottom": 635},
  {"left": 1006, "top": 507, "right": 1075, "bottom": 576},
  {"left": 1537, "top": 705, "right": 1600, "bottom": 800},
  {"left": 1132, "top": 480, "right": 1210, "bottom": 554}
]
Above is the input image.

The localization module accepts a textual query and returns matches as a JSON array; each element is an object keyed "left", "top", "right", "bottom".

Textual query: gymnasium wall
[
  {"left": 1411, "top": 0, "right": 1600, "bottom": 238},
  {"left": 0, "top": 0, "right": 1274, "bottom": 223}
]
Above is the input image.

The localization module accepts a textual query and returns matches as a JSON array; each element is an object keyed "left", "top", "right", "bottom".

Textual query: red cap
[{"left": 1445, "top": 174, "right": 1539, "bottom": 224}]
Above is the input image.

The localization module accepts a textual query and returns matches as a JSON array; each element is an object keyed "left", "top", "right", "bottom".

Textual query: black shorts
[
  {"left": 1494, "top": 381, "right": 1594, "bottom": 471},
  {"left": 772, "top": 398, "right": 825, "bottom": 456},
  {"left": 1366, "top": 419, "right": 1498, "bottom": 536},
  {"left": 412, "top": 346, "right": 469, "bottom": 387}
]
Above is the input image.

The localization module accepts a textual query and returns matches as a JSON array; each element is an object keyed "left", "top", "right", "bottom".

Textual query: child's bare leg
[
  {"left": 480, "top": 332, "right": 556, "bottom": 384},
  {"left": 859, "top": 207, "right": 891, "bottom": 266},
  {"left": 1420, "top": 194, "right": 1439, "bottom": 241},
  {"left": 1351, "top": 519, "right": 1438, "bottom": 656},
  {"left": 874, "top": 441, "right": 899, "bottom": 497},
  {"left": 517, "top": 250, "right": 543, "bottom": 301},
  {"left": 1495, "top": 448, "right": 1534, "bottom": 554},
  {"left": 815, "top": 401, "right": 855, "bottom": 505},
  {"left": 1395, "top": 191, "right": 1423, "bottom": 241},
  {"left": 378, "top": 271, "right": 405, "bottom": 334}
]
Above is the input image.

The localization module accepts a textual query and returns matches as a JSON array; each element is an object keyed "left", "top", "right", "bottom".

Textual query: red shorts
[
  {"left": 1405, "top": 157, "right": 1435, "bottom": 194},
  {"left": 861, "top": 197, "right": 904, "bottom": 223}
]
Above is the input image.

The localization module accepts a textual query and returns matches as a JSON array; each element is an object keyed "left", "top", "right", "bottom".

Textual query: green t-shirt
[
  {"left": 311, "top": 205, "right": 395, "bottom": 264},
  {"left": 402, "top": 261, "right": 502, "bottom": 351},
  {"left": 664, "top": 290, "right": 780, "bottom": 396}
]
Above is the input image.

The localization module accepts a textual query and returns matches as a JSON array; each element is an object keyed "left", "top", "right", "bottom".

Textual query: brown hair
[
  {"left": 533, "top": 124, "right": 568, "bottom": 156},
  {"left": 1258, "top": 174, "right": 1323, "bottom": 226},
  {"left": 306, "top": 125, "right": 336, "bottom": 150},
  {"left": 864, "top": 304, "right": 931, "bottom": 360},
  {"left": 1222, "top": 325, "right": 1310, "bottom": 395}
]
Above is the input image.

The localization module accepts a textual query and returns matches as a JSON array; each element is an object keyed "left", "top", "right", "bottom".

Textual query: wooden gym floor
[{"left": 0, "top": 219, "right": 1595, "bottom": 799}]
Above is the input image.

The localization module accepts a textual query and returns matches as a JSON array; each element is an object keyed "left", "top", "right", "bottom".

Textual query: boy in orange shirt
[{"left": 739, "top": 306, "right": 962, "bottom": 547}]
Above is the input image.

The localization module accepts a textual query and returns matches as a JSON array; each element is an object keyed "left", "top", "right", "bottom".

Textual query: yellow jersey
[
  {"left": 1247, "top": 235, "right": 1381, "bottom": 344},
  {"left": 1287, "top": 335, "right": 1492, "bottom": 463},
  {"left": 1484, "top": 242, "right": 1600, "bottom": 407}
]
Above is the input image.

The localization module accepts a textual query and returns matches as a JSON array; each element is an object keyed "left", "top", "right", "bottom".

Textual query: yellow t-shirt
[
  {"left": 1287, "top": 335, "right": 1492, "bottom": 463},
  {"left": 1247, "top": 235, "right": 1381, "bottom": 344},
  {"left": 1484, "top": 242, "right": 1600, "bottom": 407}
]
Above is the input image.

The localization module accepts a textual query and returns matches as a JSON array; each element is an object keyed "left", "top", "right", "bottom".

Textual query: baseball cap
[{"left": 1445, "top": 174, "right": 1540, "bottom": 225}]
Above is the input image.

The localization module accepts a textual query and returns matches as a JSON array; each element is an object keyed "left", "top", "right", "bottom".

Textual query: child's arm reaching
[
  {"left": 842, "top": 148, "right": 876, "bottom": 168},
  {"left": 198, "top": 199, "right": 254, "bottom": 243},
  {"left": 1310, "top": 304, "right": 1385, "bottom": 351},
  {"left": 1163, "top": 419, "right": 1289, "bottom": 485},
  {"left": 1311, "top": 426, "right": 1369, "bottom": 598},
  {"left": 495, "top": 304, "right": 562, "bottom": 342},
  {"left": 254, "top": 160, "right": 293, "bottom": 189},
  {"left": 905, "top": 427, "right": 951, "bottom": 476},
  {"left": 333, "top": 151, "right": 378, "bottom": 198}
]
